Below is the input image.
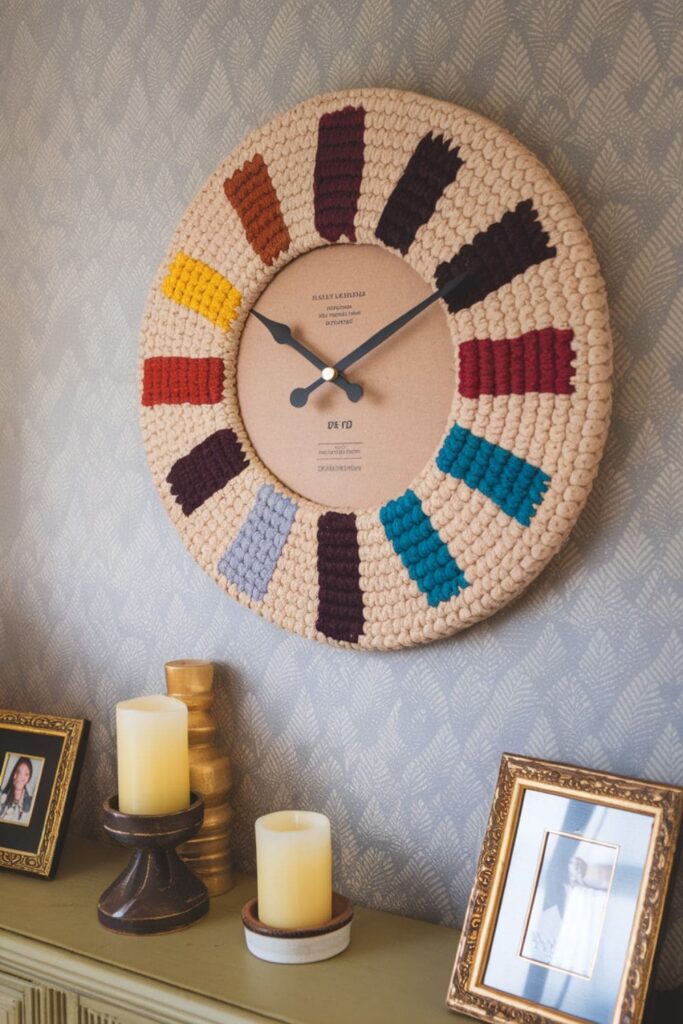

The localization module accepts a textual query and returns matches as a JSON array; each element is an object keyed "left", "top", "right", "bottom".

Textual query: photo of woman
[{"left": 0, "top": 754, "right": 44, "bottom": 827}]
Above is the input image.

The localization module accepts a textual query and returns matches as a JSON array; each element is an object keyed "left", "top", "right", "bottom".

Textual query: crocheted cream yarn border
[{"left": 139, "top": 89, "right": 612, "bottom": 651}]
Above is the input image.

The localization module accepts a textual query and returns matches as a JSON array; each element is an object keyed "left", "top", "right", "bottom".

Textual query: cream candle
[
  {"left": 116, "top": 695, "right": 190, "bottom": 815},
  {"left": 255, "top": 810, "right": 332, "bottom": 929}
]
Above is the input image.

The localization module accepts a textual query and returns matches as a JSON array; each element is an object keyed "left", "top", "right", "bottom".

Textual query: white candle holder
[{"left": 241, "top": 894, "right": 353, "bottom": 964}]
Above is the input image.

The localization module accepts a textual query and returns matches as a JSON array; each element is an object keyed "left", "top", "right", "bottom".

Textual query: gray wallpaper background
[{"left": 1, "top": 0, "right": 682, "bottom": 988}]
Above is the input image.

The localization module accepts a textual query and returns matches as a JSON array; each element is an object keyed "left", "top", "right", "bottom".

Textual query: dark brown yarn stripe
[
  {"left": 223, "top": 153, "right": 290, "bottom": 266},
  {"left": 316, "top": 512, "right": 364, "bottom": 643},
  {"left": 314, "top": 106, "right": 365, "bottom": 243},
  {"left": 167, "top": 429, "right": 248, "bottom": 516},
  {"left": 435, "top": 199, "right": 556, "bottom": 314},
  {"left": 375, "top": 132, "right": 463, "bottom": 254}
]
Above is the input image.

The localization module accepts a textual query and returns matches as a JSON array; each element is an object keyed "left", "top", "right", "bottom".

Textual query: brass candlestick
[{"left": 164, "top": 660, "right": 233, "bottom": 895}]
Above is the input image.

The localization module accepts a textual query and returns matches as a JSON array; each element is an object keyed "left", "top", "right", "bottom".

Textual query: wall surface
[{"left": 1, "top": 0, "right": 681, "bottom": 988}]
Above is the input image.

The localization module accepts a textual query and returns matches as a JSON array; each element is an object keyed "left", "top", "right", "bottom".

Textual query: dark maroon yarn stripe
[
  {"left": 375, "top": 132, "right": 463, "bottom": 254},
  {"left": 435, "top": 199, "right": 556, "bottom": 314},
  {"left": 316, "top": 512, "right": 364, "bottom": 644},
  {"left": 166, "top": 428, "right": 248, "bottom": 516},
  {"left": 314, "top": 106, "right": 365, "bottom": 243},
  {"left": 459, "top": 327, "right": 576, "bottom": 398}
]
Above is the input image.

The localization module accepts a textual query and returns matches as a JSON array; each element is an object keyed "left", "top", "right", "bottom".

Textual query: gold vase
[{"left": 164, "top": 660, "right": 233, "bottom": 895}]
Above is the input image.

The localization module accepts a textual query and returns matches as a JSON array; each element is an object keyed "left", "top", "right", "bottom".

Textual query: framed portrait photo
[
  {"left": 447, "top": 754, "right": 682, "bottom": 1024},
  {"left": 0, "top": 709, "right": 89, "bottom": 878}
]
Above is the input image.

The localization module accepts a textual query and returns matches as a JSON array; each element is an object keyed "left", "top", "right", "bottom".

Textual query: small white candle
[
  {"left": 256, "top": 810, "right": 332, "bottom": 929},
  {"left": 116, "top": 695, "right": 190, "bottom": 815}
]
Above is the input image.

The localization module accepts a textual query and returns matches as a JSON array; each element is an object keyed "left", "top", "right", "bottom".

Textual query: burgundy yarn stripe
[
  {"left": 223, "top": 153, "right": 291, "bottom": 266},
  {"left": 314, "top": 106, "right": 365, "bottom": 243},
  {"left": 435, "top": 199, "right": 556, "bottom": 314},
  {"left": 375, "top": 132, "right": 463, "bottom": 254},
  {"left": 459, "top": 328, "right": 576, "bottom": 397},
  {"left": 316, "top": 512, "right": 364, "bottom": 643},
  {"left": 167, "top": 429, "right": 248, "bottom": 516},
  {"left": 142, "top": 356, "right": 224, "bottom": 406}
]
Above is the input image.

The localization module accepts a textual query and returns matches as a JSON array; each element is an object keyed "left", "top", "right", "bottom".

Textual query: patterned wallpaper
[{"left": 1, "top": 0, "right": 681, "bottom": 989}]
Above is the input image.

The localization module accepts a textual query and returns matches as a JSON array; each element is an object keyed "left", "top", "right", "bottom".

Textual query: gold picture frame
[
  {"left": 446, "top": 754, "right": 682, "bottom": 1024},
  {"left": 0, "top": 709, "right": 89, "bottom": 878}
]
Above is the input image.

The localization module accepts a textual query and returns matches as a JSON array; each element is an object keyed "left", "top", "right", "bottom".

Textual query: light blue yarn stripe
[
  {"left": 436, "top": 424, "right": 550, "bottom": 526},
  {"left": 218, "top": 485, "right": 297, "bottom": 601},
  {"left": 379, "top": 489, "right": 468, "bottom": 607}
]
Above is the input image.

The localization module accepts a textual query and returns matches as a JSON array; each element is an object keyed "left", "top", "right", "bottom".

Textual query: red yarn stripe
[
  {"left": 142, "top": 357, "right": 224, "bottom": 406},
  {"left": 459, "top": 328, "right": 575, "bottom": 398}
]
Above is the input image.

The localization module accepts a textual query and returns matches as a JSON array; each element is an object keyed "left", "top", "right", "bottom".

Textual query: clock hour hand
[
  {"left": 289, "top": 271, "right": 471, "bottom": 408},
  {"left": 251, "top": 310, "right": 363, "bottom": 403}
]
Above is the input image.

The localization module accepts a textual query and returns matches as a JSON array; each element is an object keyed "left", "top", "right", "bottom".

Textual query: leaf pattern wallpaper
[{"left": 1, "top": 0, "right": 681, "bottom": 989}]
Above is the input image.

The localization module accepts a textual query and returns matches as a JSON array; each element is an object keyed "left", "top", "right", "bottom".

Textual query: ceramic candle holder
[
  {"left": 241, "top": 894, "right": 353, "bottom": 964},
  {"left": 97, "top": 793, "right": 209, "bottom": 935}
]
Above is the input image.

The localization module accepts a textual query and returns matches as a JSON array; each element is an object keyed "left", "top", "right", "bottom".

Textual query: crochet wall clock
[{"left": 139, "top": 89, "right": 612, "bottom": 650}]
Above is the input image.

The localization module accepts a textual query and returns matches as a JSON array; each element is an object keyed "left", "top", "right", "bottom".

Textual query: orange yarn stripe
[
  {"left": 161, "top": 252, "right": 241, "bottom": 330},
  {"left": 224, "top": 154, "right": 291, "bottom": 266}
]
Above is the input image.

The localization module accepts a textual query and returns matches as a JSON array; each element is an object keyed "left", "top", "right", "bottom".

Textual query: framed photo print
[
  {"left": 447, "top": 754, "right": 682, "bottom": 1024},
  {"left": 0, "top": 709, "right": 89, "bottom": 878}
]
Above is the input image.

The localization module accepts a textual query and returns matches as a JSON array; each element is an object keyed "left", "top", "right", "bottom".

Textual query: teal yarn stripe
[
  {"left": 380, "top": 490, "right": 468, "bottom": 607},
  {"left": 436, "top": 424, "right": 550, "bottom": 526}
]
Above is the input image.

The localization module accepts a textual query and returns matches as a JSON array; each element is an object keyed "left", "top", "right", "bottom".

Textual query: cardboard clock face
[{"left": 140, "top": 89, "right": 612, "bottom": 650}]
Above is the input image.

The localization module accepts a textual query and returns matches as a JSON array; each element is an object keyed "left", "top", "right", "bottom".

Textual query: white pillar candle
[
  {"left": 116, "top": 695, "right": 190, "bottom": 815},
  {"left": 255, "top": 810, "right": 332, "bottom": 929}
]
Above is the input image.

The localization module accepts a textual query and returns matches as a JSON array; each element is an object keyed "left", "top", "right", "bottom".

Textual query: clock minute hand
[
  {"left": 289, "top": 271, "right": 471, "bottom": 408},
  {"left": 336, "top": 270, "right": 471, "bottom": 373},
  {"left": 252, "top": 311, "right": 363, "bottom": 402}
]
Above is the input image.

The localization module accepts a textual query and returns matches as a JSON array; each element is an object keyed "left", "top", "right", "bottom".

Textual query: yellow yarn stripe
[{"left": 161, "top": 252, "right": 241, "bottom": 330}]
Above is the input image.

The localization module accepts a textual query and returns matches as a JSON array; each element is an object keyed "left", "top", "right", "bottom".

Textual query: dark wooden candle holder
[{"left": 97, "top": 793, "right": 209, "bottom": 935}]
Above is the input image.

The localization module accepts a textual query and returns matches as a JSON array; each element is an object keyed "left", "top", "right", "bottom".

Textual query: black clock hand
[
  {"left": 252, "top": 310, "right": 363, "bottom": 402},
  {"left": 290, "top": 271, "right": 471, "bottom": 408}
]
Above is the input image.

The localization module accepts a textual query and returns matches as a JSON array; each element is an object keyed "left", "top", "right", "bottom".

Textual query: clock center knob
[{"left": 321, "top": 366, "right": 337, "bottom": 382}]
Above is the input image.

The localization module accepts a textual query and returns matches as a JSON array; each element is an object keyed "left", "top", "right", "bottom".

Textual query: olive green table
[{"left": 0, "top": 836, "right": 470, "bottom": 1024}]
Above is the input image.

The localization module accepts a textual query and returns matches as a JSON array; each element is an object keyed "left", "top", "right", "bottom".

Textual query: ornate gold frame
[
  {"left": 446, "top": 754, "right": 683, "bottom": 1024},
  {"left": 0, "top": 709, "right": 88, "bottom": 878}
]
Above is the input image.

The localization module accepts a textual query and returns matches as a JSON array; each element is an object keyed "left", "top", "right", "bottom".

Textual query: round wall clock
[{"left": 139, "top": 89, "right": 612, "bottom": 650}]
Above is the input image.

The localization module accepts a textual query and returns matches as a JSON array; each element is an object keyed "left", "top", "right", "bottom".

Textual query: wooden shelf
[{"left": 0, "top": 836, "right": 468, "bottom": 1024}]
